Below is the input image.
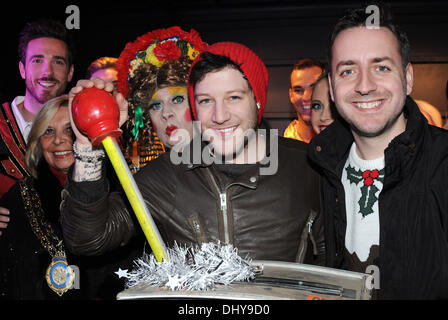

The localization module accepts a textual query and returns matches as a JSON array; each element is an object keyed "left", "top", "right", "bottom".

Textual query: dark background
[{"left": 1, "top": 0, "right": 447, "bottom": 131}]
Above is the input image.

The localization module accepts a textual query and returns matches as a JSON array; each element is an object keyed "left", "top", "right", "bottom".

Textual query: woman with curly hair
[{"left": 116, "top": 26, "right": 207, "bottom": 173}]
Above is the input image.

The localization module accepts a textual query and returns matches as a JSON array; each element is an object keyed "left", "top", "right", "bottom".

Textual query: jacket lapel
[{"left": 0, "top": 102, "right": 28, "bottom": 178}]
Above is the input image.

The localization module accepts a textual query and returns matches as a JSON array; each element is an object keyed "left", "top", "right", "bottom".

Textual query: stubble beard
[
  {"left": 341, "top": 84, "right": 408, "bottom": 139},
  {"left": 26, "top": 78, "right": 65, "bottom": 105}
]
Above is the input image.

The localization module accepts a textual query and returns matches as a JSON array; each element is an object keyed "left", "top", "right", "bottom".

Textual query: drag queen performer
[{"left": 116, "top": 26, "right": 207, "bottom": 173}]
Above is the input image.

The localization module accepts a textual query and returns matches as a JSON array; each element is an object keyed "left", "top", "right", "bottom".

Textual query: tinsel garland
[{"left": 117, "top": 242, "right": 256, "bottom": 291}]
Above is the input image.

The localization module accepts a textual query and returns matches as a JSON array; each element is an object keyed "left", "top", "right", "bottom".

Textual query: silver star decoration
[
  {"left": 115, "top": 268, "right": 129, "bottom": 279},
  {"left": 165, "top": 275, "right": 182, "bottom": 290}
]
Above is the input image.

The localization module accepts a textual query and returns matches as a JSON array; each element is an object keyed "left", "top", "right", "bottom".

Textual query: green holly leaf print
[
  {"left": 346, "top": 165, "right": 363, "bottom": 184},
  {"left": 358, "top": 184, "right": 379, "bottom": 218}
]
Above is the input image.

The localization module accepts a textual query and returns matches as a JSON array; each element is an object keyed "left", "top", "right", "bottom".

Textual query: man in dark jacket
[
  {"left": 308, "top": 5, "right": 448, "bottom": 299},
  {"left": 61, "top": 42, "right": 324, "bottom": 265}
]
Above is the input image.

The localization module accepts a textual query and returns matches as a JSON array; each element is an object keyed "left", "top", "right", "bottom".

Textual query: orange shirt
[
  {"left": 415, "top": 99, "right": 443, "bottom": 128},
  {"left": 283, "top": 119, "right": 316, "bottom": 143}
]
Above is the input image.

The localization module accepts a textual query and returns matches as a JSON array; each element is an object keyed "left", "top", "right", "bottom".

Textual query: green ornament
[{"left": 132, "top": 105, "right": 144, "bottom": 141}]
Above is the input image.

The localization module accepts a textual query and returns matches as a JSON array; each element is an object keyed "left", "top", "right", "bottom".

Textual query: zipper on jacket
[
  {"left": 219, "top": 193, "right": 230, "bottom": 244},
  {"left": 193, "top": 220, "right": 201, "bottom": 232},
  {"left": 188, "top": 215, "right": 208, "bottom": 245},
  {"left": 205, "top": 168, "right": 232, "bottom": 245},
  {"left": 296, "top": 210, "right": 318, "bottom": 263},
  {"left": 307, "top": 213, "right": 318, "bottom": 255}
]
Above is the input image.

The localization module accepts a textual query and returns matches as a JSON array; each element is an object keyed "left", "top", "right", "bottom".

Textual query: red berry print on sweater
[{"left": 346, "top": 166, "right": 385, "bottom": 217}]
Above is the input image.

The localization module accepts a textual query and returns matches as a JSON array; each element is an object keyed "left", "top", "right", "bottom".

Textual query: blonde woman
[
  {"left": 0, "top": 95, "right": 81, "bottom": 299},
  {"left": 310, "top": 71, "right": 339, "bottom": 135}
]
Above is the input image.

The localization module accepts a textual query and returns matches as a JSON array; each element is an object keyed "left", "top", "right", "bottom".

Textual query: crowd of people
[{"left": 1, "top": 4, "right": 448, "bottom": 300}]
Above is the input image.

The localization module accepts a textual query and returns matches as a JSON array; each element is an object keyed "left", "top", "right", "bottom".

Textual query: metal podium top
[{"left": 116, "top": 260, "right": 372, "bottom": 300}]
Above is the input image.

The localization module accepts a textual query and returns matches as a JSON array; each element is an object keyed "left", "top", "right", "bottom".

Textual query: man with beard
[
  {"left": 308, "top": 5, "right": 448, "bottom": 299},
  {"left": 0, "top": 19, "right": 74, "bottom": 198}
]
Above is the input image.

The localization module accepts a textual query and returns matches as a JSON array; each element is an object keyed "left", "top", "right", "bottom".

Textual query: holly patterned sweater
[{"left": 341, "top": 143, "right": 384, "bottom": 273}]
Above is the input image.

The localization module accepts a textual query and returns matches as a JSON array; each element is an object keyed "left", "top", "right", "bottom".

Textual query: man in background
[
  {"left": 0, "top": 19, "right": 75, "bottom": 198},
  {"left": 284, "top": 58, "right": 323, "bottom": 143},
  {"left": 85, "top": 56, "right": 118, "bottom": 92}
]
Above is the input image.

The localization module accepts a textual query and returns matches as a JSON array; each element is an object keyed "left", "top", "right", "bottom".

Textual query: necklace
[{"left": 19, "top": 177, "right": 75, "bottom": 296}]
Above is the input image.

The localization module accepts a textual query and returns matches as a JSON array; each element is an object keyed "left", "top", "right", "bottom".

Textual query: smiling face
[
  {"left": 40, "top": 106, "right": 74, "bottom": 173},
  {"left": 19, "top": 37, "right": 74, "bottom": 105},
  {"left": 148, "top": 86, "right": 193, "bottom": 149},
  {"left": 194, "top": 66, "right": 258, "bottom": 161},
  {"left": 289, "top": 65, "right": 322, "bottom": 124},
  {"left": 311, "top": 78, "right": 334, "bottom": 134},
  {"left": 329, "top": 26, "right": 413, "bottom": 139}
]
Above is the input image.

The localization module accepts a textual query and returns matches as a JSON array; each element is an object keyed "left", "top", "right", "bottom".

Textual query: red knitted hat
[{"left": 188, "top": 42, "right": 269, "bottom": 124}]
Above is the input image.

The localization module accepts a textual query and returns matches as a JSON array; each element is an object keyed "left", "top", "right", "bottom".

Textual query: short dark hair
[
  {"left": 292, "top": 58, "right": 324, "bottom": 73},
  {"left": 189, "top": 52, "right": 250, "bottom": 90},
  {"left": 18, "top": 19, "right": 75, "bottom": 68},
  {"left": 327, "top": 3, "right": 410, "bottom": 72}
]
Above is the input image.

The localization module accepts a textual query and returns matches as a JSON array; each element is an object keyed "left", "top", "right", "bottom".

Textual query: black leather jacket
[{"left": 61, "top": 135, "right": 325, "bottom": 264}]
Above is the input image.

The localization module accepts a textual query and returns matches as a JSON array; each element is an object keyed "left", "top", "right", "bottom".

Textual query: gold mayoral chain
[{"left": 19, "top": 177, "right": 75, "bottom": 296}]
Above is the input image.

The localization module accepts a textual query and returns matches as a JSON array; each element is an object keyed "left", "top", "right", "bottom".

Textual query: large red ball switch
[{"left": 72, "top": 87, "right": 122, "bottom": 146}]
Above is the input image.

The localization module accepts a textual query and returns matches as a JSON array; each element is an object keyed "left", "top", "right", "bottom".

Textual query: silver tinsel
[{"left": 119, "top": 242, "right": 255, "bottom": 291}]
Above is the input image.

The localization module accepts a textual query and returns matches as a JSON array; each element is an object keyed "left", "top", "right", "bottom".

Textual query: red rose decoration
[
  {"left": 116, "top": 26, "right": 208, "bottom": 99},
  {"left": 362, "top": 170, "right": 371, "bottom": 179},
  {"left": 153, "top": 41, "right": 181, "bottom": 61},
  {"left": 364, "top": 177, "right": 374, "bottom": 186},
  {"left": 370, "top": 169, "right": 379, "bottom": 179},
  {"left": 182, "top": 29, "right": 208, "bottom": 52}
]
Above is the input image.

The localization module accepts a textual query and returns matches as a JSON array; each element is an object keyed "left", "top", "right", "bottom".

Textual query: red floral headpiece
[{"left": 116, "top": 26, "right": 208, "bottom": 99}]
